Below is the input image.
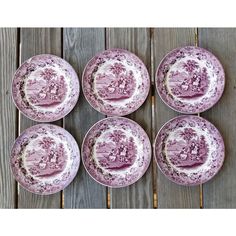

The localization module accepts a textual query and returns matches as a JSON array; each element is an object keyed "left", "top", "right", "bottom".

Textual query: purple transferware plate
[
  {"left": 156, "top": 46, "right": 225, "bottom": 113},
  {"left": 12, "top": 54, "right": 80, "bottom": 122},
  {"left": 10, "top": 124, "right": 80, "bottom": 195},
  {"left": 154, "top": 115, "right": 225, "bottom": 186},
  {"left": 82, "top": 48, "right": 150, "bottom": 116},
  {"left": 82, "top": 117, "right": 151, "bottom": 187}
]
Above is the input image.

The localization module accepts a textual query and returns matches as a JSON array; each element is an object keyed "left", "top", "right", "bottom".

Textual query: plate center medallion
[
  {"left": 167, "top": 59, "right": 210, "bottom": 100},
  {"left": 24, "top": 136, "right": 68, "bottom": 179},
  {"left": 95, "top": 129, "right": 137, "bottom": 170},
  {"left": 166, "top": 127, "right": 209, "bottom": 168},
  {"left": 95, "top": 62, "right": 136, "bottom": 102},
  {"left": 26, "top": 67, "right": 68, "bottom": 108}
]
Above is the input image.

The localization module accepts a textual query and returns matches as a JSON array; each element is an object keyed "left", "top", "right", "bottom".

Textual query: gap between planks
[
  {"left": 194, "top": 28, "right": 203, "bottom": 209},
  {"left": 15, "top": 27, "right": 21, "bottom": 209},
  {"left": 61, "top": 27, "right": 65, "bottom": 209},
  {"left": 105, "top": 28, "right": 110, "bottom": 209},
  {"left": 150, "top": 28, "right": 158, "bottom": 209}
]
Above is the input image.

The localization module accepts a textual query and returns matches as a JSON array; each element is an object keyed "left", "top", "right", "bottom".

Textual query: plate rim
[
  {"left": 82, "top": 48, "right": 150, "bottom": 116},
  {"left": 153, "top": 115, "right": 225, "bottom": 186},
  {"left": 81, "top": 116, "right": 152, "bottom": 188},
  {"left": 10, "top": 123, "right": 81, "bottom": 195},
  {"left": 155, "top": 45, "right": 226, "bottom": 114},
  {"left": 11, "top": 53, "right": 80, "bottom": 123}
]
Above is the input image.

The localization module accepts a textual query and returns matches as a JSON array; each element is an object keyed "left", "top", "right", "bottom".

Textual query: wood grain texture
[
  {"left": 153, "top": 28, "right": 200, "bottom": 208},
  {"left": 0, "top": 28, "right": 17, "bottom": 208},
  {"left": 63, "top": 28, "right": 107, "bottom": 208},
  {"left": 18, "top": 28, "right": 62, "bottom": 208},
  {"left": 199, "top": 28, "right": 236, "bottom": 208},
  {"left": 106, "top": 28, "right": 153, "bottom": 208}
]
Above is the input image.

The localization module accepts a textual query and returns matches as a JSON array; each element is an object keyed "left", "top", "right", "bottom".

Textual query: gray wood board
[
  {"left": 199, "top": 28, "right": 236, "bottom": 208},
  {"left": 153, "top": 28, "right": 200, "bottom": 208},
  {"left": 0, "top": 28, "right": 18, "bottom": 208},
  {"left": 18, "top": 28, "right": 62, "bottom": 208},
  {"left": 63, "top": 28, "right": 107, "bottom": 208},
  {"left": 106, "top": 28, "right": 153, "bottom": 208}
]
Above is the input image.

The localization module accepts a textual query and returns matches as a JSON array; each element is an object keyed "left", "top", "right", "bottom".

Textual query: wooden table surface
[{"left": 0, "top": 28, "right": 235, "bottom": 208}]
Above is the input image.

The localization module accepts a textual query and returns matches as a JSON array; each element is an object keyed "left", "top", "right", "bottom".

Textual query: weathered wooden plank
[
  {"left": 18, "top": 28, "right": 62, "bottom": 208},
  {"left": 199, "top": 28, "right": 236, "bottom": 208},
  {"left": 106, "top": 28, "right": 153, "bottom": 208},
  {"left": 0, "top": 28, "right": 18, "bottom": 208},
  {"left": 153, "top": 28, "right": 200, "bottom": 208},
  {"left": 63, "top": 28, "right": 107, "bottom": 208}
]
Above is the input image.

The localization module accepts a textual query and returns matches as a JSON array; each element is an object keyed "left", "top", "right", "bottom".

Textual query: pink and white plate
[
  {"left": 10, "top": 124, "right": 80, "bottom": 195},
  {"left": 82, "top": 48, "right": 150, "bottom": 116},
  {"left": 12, "top": 54, "right": 80, "bottom": 122},
  {"left": 154, "top": 115, "right": 225, "bottom": 186},
  {"left": 156, "top": 46, "right": 225, "bottom": 113},
  {"left": 82, "top": 117, "right": 151, "bottom": 187}
]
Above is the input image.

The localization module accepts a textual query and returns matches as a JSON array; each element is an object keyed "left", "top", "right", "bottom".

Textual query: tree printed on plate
[
  {"left": 26, "top": 67, "right": 68, "bottom": 107},
  {"left": 168, "top": 60, "right": 209, "bottom": 99},
  {"left": 95, "top": 63, "right": 136, "bottom": 101},
  {"left": 25, "top": 136, "right": 68, "bottom": 178},
  {"left": 166, "top": 128, "right": 209, "bottom": 168},
  {"left": 96, "top": 130, "right": 137, "bottom": 170}
]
